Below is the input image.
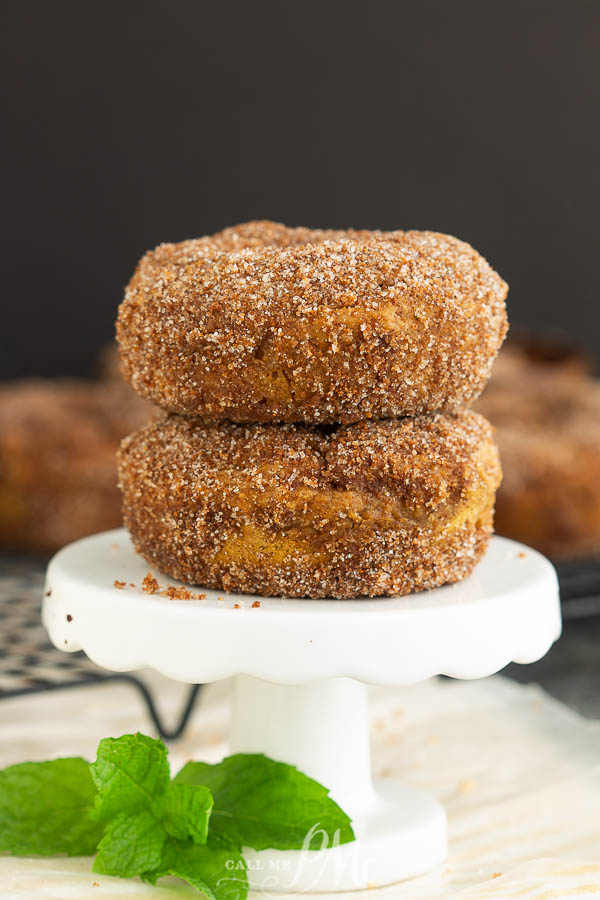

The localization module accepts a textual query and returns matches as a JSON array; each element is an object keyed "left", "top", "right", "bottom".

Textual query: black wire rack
[{"left": 555, "top": 558, "right": 600, "bottom": 620}]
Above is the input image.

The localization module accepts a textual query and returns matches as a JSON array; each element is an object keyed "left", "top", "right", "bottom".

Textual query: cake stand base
[{"left": 230, "top": 675, "right": 446, "bottom": 890}]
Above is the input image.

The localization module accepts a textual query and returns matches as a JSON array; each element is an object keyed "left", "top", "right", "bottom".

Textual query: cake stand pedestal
[{"left": 42, "top": 530, "right": 561, "bottom": 892}]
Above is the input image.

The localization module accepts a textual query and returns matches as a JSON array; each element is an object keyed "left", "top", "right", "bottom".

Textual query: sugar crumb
[
  {"left": 161, "top": 585, "right": 194, "bottom": 600},
  {"left": 142, "top": 572, "right": 159, "bottom": 594}
]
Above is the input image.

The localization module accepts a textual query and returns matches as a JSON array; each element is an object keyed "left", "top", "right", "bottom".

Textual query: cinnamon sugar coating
[
  {"left": 475, "top": 342, "right": 600, "bottom": 560},
  {"left": 118, "top": 409, "right": 501, "bottom": 599},
  {"left": 0, "top": 379, "right": 152, "bottom": 552},
  {"left": 117, "top": 221, "right": 508, "bottom": 424}
]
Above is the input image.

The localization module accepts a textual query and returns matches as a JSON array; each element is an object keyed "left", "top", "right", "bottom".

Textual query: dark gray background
[{"left": 1, "top": 0, "right": 598, "bottom": 379}]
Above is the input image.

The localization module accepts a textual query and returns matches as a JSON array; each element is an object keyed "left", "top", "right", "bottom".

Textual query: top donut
[{"left": 117, "top": 221, "right": 508, "bottom": 423}]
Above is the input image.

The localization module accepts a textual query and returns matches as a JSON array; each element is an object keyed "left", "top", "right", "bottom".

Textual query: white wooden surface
[{"left": 1, "top": 674, "right": 599, "bottom": 899}]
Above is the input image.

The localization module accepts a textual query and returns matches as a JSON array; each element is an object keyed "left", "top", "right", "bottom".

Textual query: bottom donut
[{"left": 118, "top": 409, "right": 502, "bottom": 599}]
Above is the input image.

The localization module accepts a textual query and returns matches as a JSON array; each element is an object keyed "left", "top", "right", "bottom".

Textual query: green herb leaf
[
  {"left": 90, "top": 733, "right": 170, "bottom": 823},
  {"left": 146, "top": 834, "right": 248, "bottom": 900},
  {"left": 164, "top": 782, "right": 213, "bottom": 843},
  {"left": 94, "top": 809, "right": 165, "bottom": 877},
  {"left": 175, "top": 753, "right": 355, "bottom": 850},
  {"left": 0, "top": 757, "right": 103, "bottom": 856}
]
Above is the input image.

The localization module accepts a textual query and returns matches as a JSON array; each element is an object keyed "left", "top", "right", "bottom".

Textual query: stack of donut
[{"left": 116, "top": 221, "right": 508, "bottom": 599}]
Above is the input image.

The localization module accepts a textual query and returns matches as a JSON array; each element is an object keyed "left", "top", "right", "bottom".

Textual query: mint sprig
[
  {"left": 90, "top": 733, "right": 219, "bottom": 895},
  {"left": 0, "top": 733, "right": 354, "bottom": 899}
]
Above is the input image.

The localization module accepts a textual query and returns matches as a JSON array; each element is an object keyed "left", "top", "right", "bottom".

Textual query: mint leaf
[
  {"left": 91, "top": 733, "right": 170, "bottom": 823},
  {"left": 164, "top": 782, "right": 213, "bottom": 843},
  {"left": 175, "top": 754, "right": 354, "bottom": 850},
  {"left": 0, "top": 758, "right": 102, "bottom": 856},
  {"left": 94, "top": 810, "right": 166, "bottom": 877},
  {"left": 146, "top": 834, "right": 248, "bottom": 900}
]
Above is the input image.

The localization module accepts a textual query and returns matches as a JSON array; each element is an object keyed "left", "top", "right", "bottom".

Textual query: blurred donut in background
[
  {"left": 475, "top": 332, "right": 600, "bottom": 561},
  {"left": 0, "top": 366, "right": 152, "bottom": 554},
  {"left": 95, "top": 341, "right": 123, "bottom": 381}
]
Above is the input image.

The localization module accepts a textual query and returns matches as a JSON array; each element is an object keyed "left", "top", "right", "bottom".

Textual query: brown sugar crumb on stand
[
  {"left": 139, "top": 571, "right": 206, "bottom": 600},
  {"left": 161, "top": 585, "right": 194, "bottom": 601},
  {"left": 142, "top": 572, "right": 159, "bottom": 594}
]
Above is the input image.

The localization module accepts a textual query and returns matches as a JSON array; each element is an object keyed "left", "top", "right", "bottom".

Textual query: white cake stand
[{"left": 42, "top": 529, "right": 561, "bottom": 893}]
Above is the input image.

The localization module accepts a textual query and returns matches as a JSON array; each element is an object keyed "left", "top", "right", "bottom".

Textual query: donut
[
  {"left": 96, "top": 341, "right": 123, "bottom": 381},
  {"left": 117, "top": 221, "right": 508, "bottom": 424},
  {"left": 118, "top": 408, "right": 501, "bottom": 599},
  {"left": 475, "top": 340, "right": 600, "bottom": 560},
  {"left": 491, "top": 330, "right": 592, "bottom": 378},
  {"left": 0, "top": 379, "right": 152, "bottom": 553}
]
